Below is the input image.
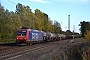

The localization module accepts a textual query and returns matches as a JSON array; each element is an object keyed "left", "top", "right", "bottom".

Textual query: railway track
[
  {"left": 0, "top": 38, "right": 88, "bottom": 60},
  {"left": 0, "top": 45, "right": 51, "bottom": 60},
  {"left": 0, "top": 40, "right": 69, "bottom": 60}
]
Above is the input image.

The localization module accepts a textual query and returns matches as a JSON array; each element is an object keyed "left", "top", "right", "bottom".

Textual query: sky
[{"left": 1, "top": 0, "right": 90, "bottom": 33}]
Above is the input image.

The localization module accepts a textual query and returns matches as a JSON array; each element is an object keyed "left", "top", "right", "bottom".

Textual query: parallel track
[
  {"left": 0, "top": 45, "right": 50, "bottom": 60},
  {"left": 0, "top": 40, "right": 69, "bottom": 60},
  {"left": 0, "top": 38, "right": 88, "bottom": 60}
]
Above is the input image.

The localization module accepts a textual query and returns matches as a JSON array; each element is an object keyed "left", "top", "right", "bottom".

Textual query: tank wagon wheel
[{"left": 42, "top": 40, "right": 45, "bottom": 43}]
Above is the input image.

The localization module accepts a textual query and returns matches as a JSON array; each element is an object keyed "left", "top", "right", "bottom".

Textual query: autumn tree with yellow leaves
[{"left": 84, "top": 30, "right": 90, "bottom": 40}]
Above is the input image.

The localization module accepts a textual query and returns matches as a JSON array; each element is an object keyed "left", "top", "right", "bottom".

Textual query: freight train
[{"left": 16, "top": 27, "right": 74, "bottom": 45}]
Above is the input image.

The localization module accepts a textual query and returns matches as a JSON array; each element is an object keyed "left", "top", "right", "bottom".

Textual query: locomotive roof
[{"left": 31, "top": 29, "right": 41, "bottom": 32}]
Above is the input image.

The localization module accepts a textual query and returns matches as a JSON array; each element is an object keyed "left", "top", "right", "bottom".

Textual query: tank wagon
[
  {"left": 60, "top": 34, "right": 66, "bottom": 40},
  {"left": 42, "top": 31, "right": 51, "bottom": 42},
  {"left": 42, "top": 31, "right": 58, "bottom": 42},
  {"left": 50, "top": 33, "right": 58, "bottom": 41},
  {"left": 66, "top": 35, "right": 73, "bottom": 39}
]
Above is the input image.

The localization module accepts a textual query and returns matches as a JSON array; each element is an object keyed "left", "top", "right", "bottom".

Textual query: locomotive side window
[{"left": 17, "top": 30, "right": 27, "bottom": 36}]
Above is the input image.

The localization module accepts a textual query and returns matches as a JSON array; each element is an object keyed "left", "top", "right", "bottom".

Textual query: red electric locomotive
[{"left": 16, "top": 27, "right": 43, "bottom": 45}]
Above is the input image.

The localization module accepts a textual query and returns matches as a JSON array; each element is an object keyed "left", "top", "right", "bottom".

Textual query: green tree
[
  {"left": 79, "top": 21, "right": 90, "bottom": 37},
  {"left": 0, "top": 6, "right": 5, "bottom": 40},
  {"left": 53, "top": 21, "right": 61, "bottom": 33},
  {"left": 10, "top": 11, "right": 22, "bottom": 39},
  {"left": 43, "top": 13, "right": 48, "bottom": 31},
  {"left": 35, "top": 9, "right": 44, "bottom": 30},
  {"left": 47, "top": 19, "right": 53, "bottom": 32},
  {"left": 66, "top": 30, "right": 72, "bottom": 35},
  {"left": 15, "top": 3, "right": 35, "bottom": 28}
]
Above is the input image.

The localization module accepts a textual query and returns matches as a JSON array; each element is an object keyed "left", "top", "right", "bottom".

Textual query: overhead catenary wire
[
  {"left": 7, "top": 0, "right": 38, "bottom": 29},
  {"left": 26, "top": 0, "right": 37, "bottom": 9},
  {"left": 7, "top": 0, "right": 16, "bottom": 5},
  {"left": 0, "top": 1, "right": 14, "bottom": 10},
  {"left": 7, "top": 0, "right": 38, "bottom": 11},
  {"left": 5, "top": 0, "right": 48, "bottom": 30}
]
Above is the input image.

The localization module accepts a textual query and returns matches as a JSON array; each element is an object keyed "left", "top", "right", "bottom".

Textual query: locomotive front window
[{"left": 17, "top": 30, "right": 27, "bottom": 36}]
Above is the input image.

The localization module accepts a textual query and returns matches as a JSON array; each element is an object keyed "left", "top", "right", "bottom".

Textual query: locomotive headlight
[
  {"left": 17, "top": 38, "right": 18, "bottom": 39},
  {"left": 25, "top": 38, "right": 26, "bottom": 39}
]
